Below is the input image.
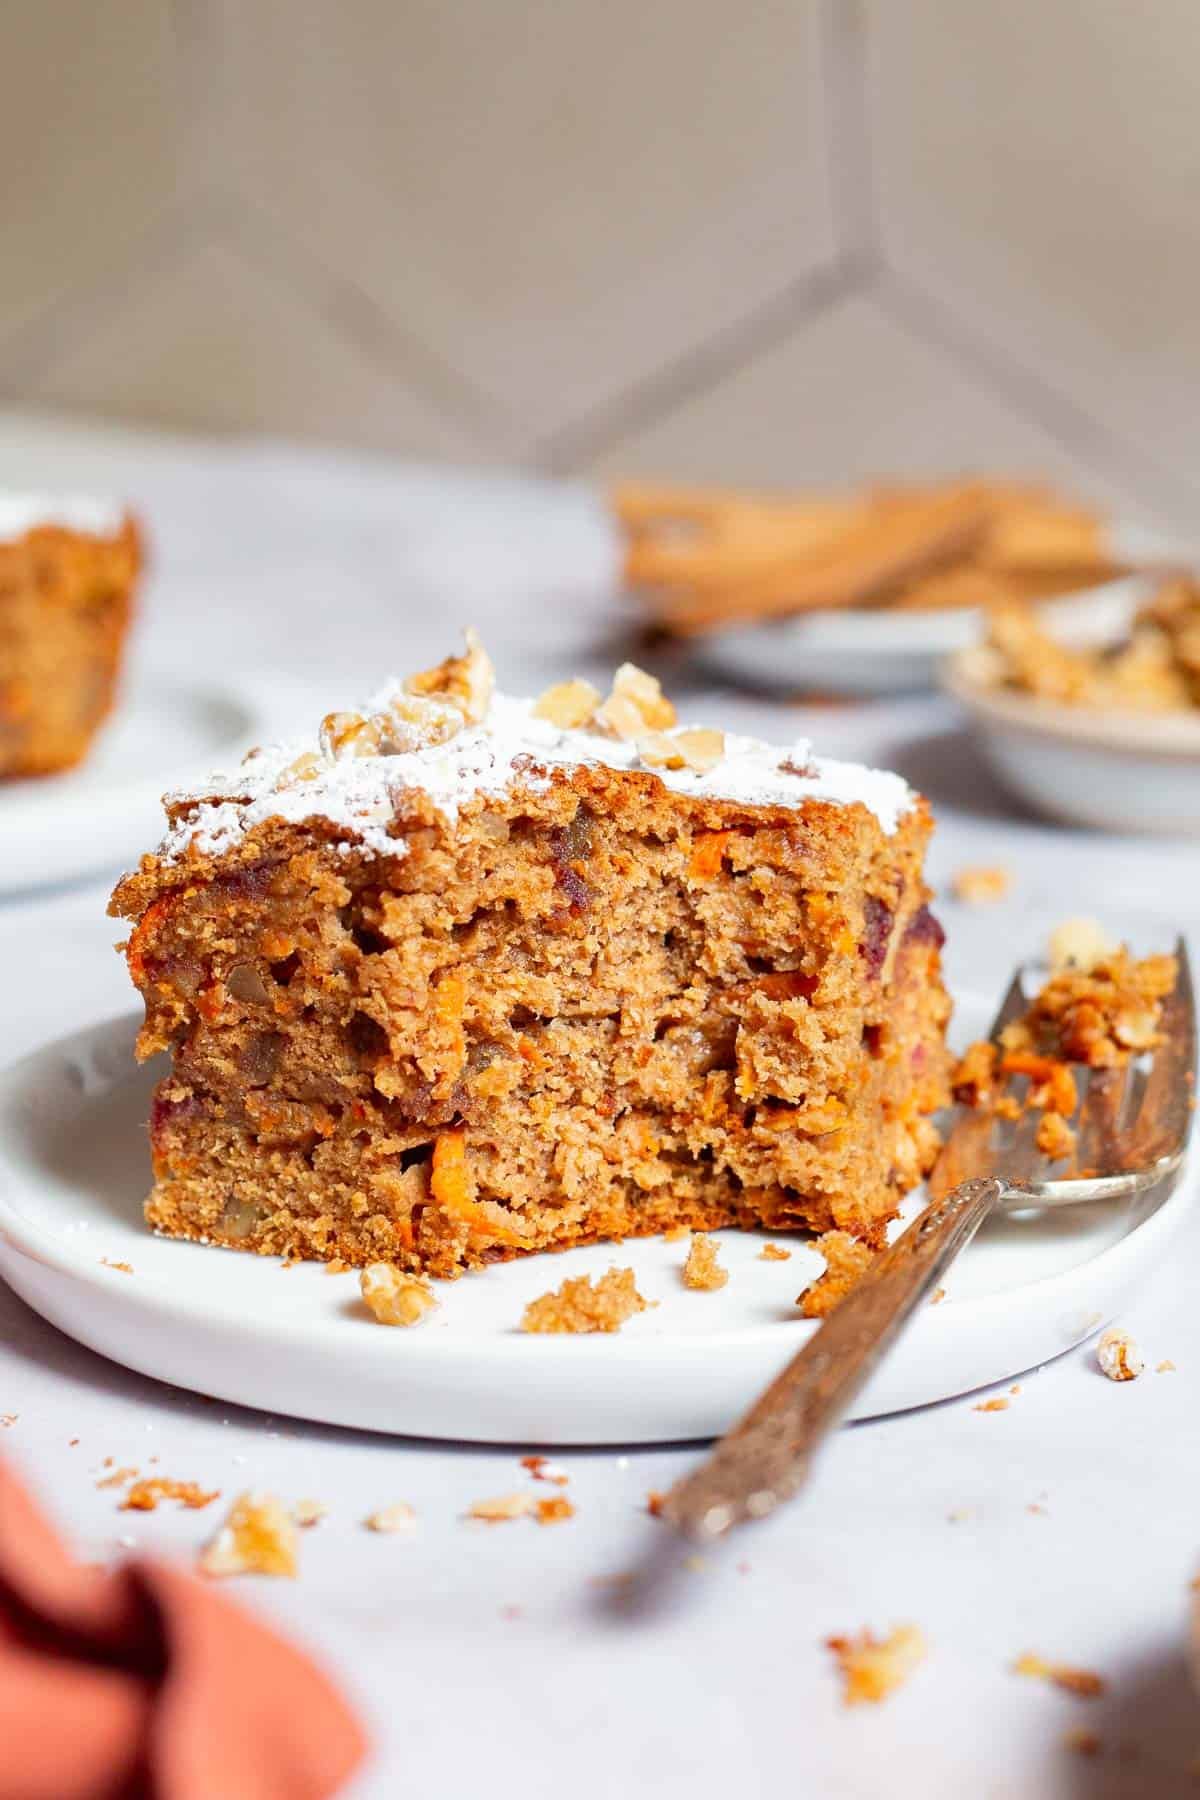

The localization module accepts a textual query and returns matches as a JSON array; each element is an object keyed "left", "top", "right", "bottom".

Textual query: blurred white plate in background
[{"left": 689, "top": 520, "right": 1179, "bottom": 696}]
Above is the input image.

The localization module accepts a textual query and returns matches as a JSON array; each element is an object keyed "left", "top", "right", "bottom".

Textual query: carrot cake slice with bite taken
[{"left": 110, "top": 634, "right": 951, "bottom": 1277}]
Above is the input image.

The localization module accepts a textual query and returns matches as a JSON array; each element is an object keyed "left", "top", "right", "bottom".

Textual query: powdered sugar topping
[{"left": 158, "top": 677, "right": 915, "bottom": 864}]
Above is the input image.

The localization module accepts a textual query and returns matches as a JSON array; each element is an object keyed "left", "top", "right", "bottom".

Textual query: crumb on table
[
  {"left": 121, "top": 1477, "right": 220, "bottom": 1512},
  {"left": 682, "top": 1232, "right": 728, "bottom": 1291},
  {"left": 826, "top": 1625, "right": 928, "bottom": 1705},
  {"left": 799, "top": 1231, "right": 874, "bottom": 1319},
  {"left": 1013, "top": 1652, "right": 1105, "bottom": 1698},
  {"left": 521, "top": 1267, "right": 649, "bottom": 1334},
  {"left": 951, "top": 865, "right": 1011, "bottom": 904},
  {"left": 366, "top": 1503, "right": 416, "bottom": 1533},
  {"left": 1097, "top": 1327, "right": 1144, "bottom": 1382},
  {"left": 520, "top": 1455, "right": 568, "bottom": 1486},
  {"left": 468, "top": 1493, "right": 535, "bottom": 1523},
  {"left": 199, "top": 1491, "right": 297, "bottom": 1578},
  {"left": 292, "top": 1498, "right": 328, "bottom": 1527},
  {"left": 360, "top": 1263, "right": 437, "bottom": 1326},
  {"left": 759, "top": 1242, "right": 791, "bottom": 1262},
  {"left": 534, "top": 1495, "right": 575, "bottom": 1525},
  {"left": 974, "top": 1398, "right": 1010, "bottom": 1413}
]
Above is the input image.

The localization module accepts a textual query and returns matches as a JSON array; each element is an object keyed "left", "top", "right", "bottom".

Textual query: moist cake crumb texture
[
  {"left": 111, "top": 636, "right": 950, "bottom": 1277},
  {"left": 682, "top": 1232, "right": 727, "bottom": 1290}
]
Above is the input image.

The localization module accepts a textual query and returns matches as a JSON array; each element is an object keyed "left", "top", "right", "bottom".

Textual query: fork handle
[{"left": 661, "top": 1177, "right": 1005, "bottom": 1541}]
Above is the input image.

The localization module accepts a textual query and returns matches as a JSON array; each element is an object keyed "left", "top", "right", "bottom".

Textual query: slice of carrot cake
[
  {"left": 110, "top": 636, "right": 950, "bottom": 1277},
  {"left": 0, "top": 495, "right": 140, "bottom": 778}
]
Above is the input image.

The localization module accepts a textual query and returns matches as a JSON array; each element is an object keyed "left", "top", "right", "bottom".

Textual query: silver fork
[{"left": 661, "top": 939, "right": 1196, "bottom": 1542}]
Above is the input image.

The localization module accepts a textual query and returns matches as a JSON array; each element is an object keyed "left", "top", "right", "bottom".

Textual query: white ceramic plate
[
  {"left": 0, "top": 672, "right": 295, "bottom": 895},
  {"left": 945, "top": 646, "right": 1200, "bottom": 837},
  {"left": 692, "top": 560, "right": 1160, "bottom": 697},
  {"left": 0, "top": 1006, "right": 1190, "bottom": 1445}
]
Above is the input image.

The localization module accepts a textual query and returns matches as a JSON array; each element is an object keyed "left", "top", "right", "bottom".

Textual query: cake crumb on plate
[
  {"left": 468, "top": 1493, "right": 534, "bottom": 1523},
  {"left": 534, "top": 1496, "right": 575, "bottom": 1525},
  {"left": 682, "top": 1233, "right": 728, "bottom": 1291},
  {"left": 799, "top": 1231, "right": 874, "bottom": 1318},
  {"left": 759, "top": 1242, "right": 791, "bottom": 1261},
  {"left": 293, "top": 1498, "right": 328, "bottom": 1528},
  {"left": 521, "top": 1267, "right": 648, "bottom": 1334}
]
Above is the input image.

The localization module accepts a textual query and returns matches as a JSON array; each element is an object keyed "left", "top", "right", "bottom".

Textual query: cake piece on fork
[{"left": 110, "top": 635, "right": 950, "bottom": 1277}]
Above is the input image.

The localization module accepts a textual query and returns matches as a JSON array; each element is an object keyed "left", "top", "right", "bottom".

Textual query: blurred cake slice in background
[{"left": 0, "top": 495, "right": 141, "bottom": 779}]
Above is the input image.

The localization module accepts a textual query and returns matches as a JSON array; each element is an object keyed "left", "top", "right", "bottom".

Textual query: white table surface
[{"left": 1, "top": 413, "right": 1199, "bottom": 1799}]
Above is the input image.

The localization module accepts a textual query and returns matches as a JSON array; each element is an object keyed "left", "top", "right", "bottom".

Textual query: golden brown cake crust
[
  {"left": 0, "top": 516, "right": 140, "bottom": 778},
  {"left": 111, "top": 749, "right": 950, "bottom": 1278}
]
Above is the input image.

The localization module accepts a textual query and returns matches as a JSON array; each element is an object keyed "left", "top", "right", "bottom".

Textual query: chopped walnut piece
[
  {"left": 534, "top": 1496, "right": 575, "bottom": 1525},
  {"left": 638, "top": 728, "right": 725, "bottom": 774},
  {"left": 366, "top": 1502, "right": 416, "bottom": 1533},
  {"left": 532, "top": 679, "right": 601, "bottom": 730},
  {"left": 799, "top": 1231, "right": 874, "bottom": 1319},
  {"left": 521, "top": 1266, "right": 649, "bottom": 1334},
  {"left": 1048, "top": 917, "right": 1118, "bottom": 975},
  {"left": 1097, "top": 1327, "right": 1144, "bottom": 1381},
  {"left": 1013, "top": 1652, "right": 1105, "bottom": 1698},
  {"left": 682, "top": 1232, "right": 728, "bottom": 1291},
  {"left": 199, "top": 1492, "right": 297, "bottom": 1578},
  {"left": 360, "top": 1262, "right": 437, "bottom": 1327},
  {"left": 292, "top": 1498, "right": 328, "bottom": 1528},
  {"left": 759, "top": 1242, "right": 791, "bottom": 1262},
  {"left": 1036, "top": 1111, "right": 1077, "bottom": 1161},
  {"left": 952, "top": 865, "right": 1011, "bottom": 904},
  {"left": 405, "top": 627, "right": 494, "bottom": 724},
  {"left": 318, "top": 710, "right": 382, "bottom": 760},
  {"left": 826, "top": 1625, "right": 928, "bottom": 1706},
  {"left": 595, "top": 662, "right": 676, "bottom": 739},
  {"left": 121, "top": 1478, "right": 220, "bottom": 1512},
  {"left": 277, "top": 751, "right": 323, "bottom": 787},
  {"left": 468, "top": 1493, "right": 535, "bottom": 1523}
]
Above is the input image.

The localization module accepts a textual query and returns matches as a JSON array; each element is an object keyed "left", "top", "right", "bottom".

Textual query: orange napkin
[{"left": 0, "top": 1460, "right": 367, "bottom": 1799}]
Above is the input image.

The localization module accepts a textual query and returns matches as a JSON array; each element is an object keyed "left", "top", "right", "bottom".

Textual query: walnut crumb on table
[
  {"left": 826, "top": 1625, "right": 928, "bottom": 1705},
  {"left": 521, "top": 1267, "right": 648, "bottom": 1334},
  {"left": 1014, "top": 1652, "right": 1105, "bottom": 1698},
  {"left": 199, "top": 1492, "right": 297, "bottom": 1578},
  {"left": 682, "top": 1233, "right": 728, "bottom": 1291},
  {"left": 366, "top": 1503, "right": 416, "bottom": 1534},
  {"left": 360, "top": 1263, "right": 437, "bottom": 1327},
  {"left": 1097, "top": 1327, "right": 1144, "bottom": 1381},
  {"left": 951, "top": 865, "right": 1011, "bottom": 904},
  {"left": 292, "top": 1498, "right": 328, "bottom": 1528}
]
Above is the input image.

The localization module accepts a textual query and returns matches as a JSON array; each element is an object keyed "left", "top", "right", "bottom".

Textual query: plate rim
[{"left": 0, "top": 1011, "right": 1190, "bottom": 1361}]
